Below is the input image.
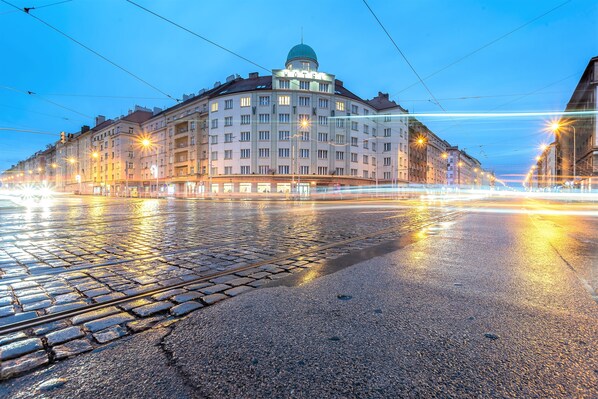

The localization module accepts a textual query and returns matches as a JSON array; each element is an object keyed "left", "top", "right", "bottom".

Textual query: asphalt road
[{"left": 1, "top": 198, "right": 596, "bottom": 398}]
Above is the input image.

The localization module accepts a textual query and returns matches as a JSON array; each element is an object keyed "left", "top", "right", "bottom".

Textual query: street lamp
[
  {"left": 140, "top": 137, "right": 159, "bottom": 198},
  {"left": 549, "top": 120, "right": 576, "bottom": 185}
]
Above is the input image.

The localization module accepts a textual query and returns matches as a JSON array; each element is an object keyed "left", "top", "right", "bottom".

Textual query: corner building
[{"left": 138, "top": 43, "right": 409, "bottom": 196}]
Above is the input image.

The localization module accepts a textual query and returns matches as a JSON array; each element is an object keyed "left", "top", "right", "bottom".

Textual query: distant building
[
  {"left": 558, "top": 55, "right": 598, "bottom": 190},
  {"left": 446, "top": 146, "right": 481, "bottom": 187},
  {"left": 408, "top": 119, "right": 450, "bottom": 185},
  {"left": 536, "top": 142, "right": 557, "bottom": 189}
]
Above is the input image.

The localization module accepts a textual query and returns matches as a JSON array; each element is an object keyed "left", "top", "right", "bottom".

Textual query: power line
[
  {"left": 42, "top": 93, "right": 170, "bottom": 100},
  {"left": 0, "top": 103, "right": 85, "bottom": 122},
  {"left": 395, "top": 0, "right": 572, "bottom": 95},
  {"left": 0, "top": 0, "right": 71, "bottom": 15},
  {"left": 361, "top": 0, "right": 446, "bottom": 112},
  {"left": 125, "top": 0, "right": 271, "bottom": 74},
  {"left": 0, "top": 127, "right": 56, "bottom": 135},
  {"left": 1, "top": 0, "right": 179, "bottom": 102},
  {"left": 0, "top": 85, "right": 92, "bottom": 118}
]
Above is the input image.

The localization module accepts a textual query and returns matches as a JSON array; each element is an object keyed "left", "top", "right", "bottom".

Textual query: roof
[
  {"left": 121, "top": 110, "right": 153, "bottom": 123},
  {"left": 286, "top": 43, "right": 318, "bottom": 65},
  {"left": 210, "top": 76, "right": 272, "bottom": 97},
  {"left": 334, "top": 80, "right": 363, "bottom": 102}
]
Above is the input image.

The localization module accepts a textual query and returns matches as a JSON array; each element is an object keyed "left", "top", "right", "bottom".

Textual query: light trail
[{"left": 330, "top": 110, "right": 598, "bottom": 120}]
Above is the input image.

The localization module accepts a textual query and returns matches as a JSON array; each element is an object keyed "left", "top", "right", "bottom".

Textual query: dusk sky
[{"left": 1, "top": 0, "right": 597, "bottom": 183}]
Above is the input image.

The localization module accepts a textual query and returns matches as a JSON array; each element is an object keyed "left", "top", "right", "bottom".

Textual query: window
[
  {"left": 240, "top": 132, "right": 251, "bottom": 141},
  {"left": 240, "top": 149, "right": 250, "bottom": 158},
  {"left": 351, "top": 137, "right": 358, "bottom": 146},
  {"left": 336, "top": 101, "right": 345, "bottom": 111},
  {"left": 210, "top": 135, "right": 218, "bottom": 144},
  {"left": 384, "top": 128, "right": 391, "bottom": 137},
  {"left": 259, "top": 131, "right": 270, "bottom": 140},
  {"left": 319, "top": 83, "right": 329, "bottom": 92},
  {"left": 279, "top": 113, "right": 290, "bottom": 123},
  {"left": 364, "top": 109, "right": 369, "bottom": 116},
  {"left": 372, "top": 157, "right": 376, "bottom": 166},
  {"left": 372, "top": 142, "right": 377, "bottom": 151},
  {"left": 240, "top": 115, "right": 251, "bottom": 125},
  {"left": 258, "top": 114, "right": 270, "bottom": 123},
  {"left": 335, "top": 167, "right": 345, "bottom": 175},
  {"left": 317, "top": 150, "right": 328, "bottom": 159},
  {"left": 211, "top": 151, "right": 218, "bottom": 160},
  {"left": 224, "top": 99, "right": 233, "bottom": 109},
  {"left": 278, "top": 95, "right": 290, "bottom": 106},
  {"left": 224, "top": 133, "right": 234, "bottom": 143},
  {"left": 336, "top": 119, "right": 345, "bottom": 128},
  {"left": 210, "top": 166, "right": 218, "bottom": 175},
  {"left": 363, "top": 170, "right": 369, "bottom": 178},
  {"left": 240, "top": 97, "right": 251, "bottom": 107},
  {"left": 300, "top": 149, "right": 310, "bottom": 158},
  {"left": 259, "top": 148, "right": 270, "bottom": 158},
  {"left": 317, "top": 166, "right": 328, "bottom": 175},
  {"left": 384, "top": 143, "right": 391, "bottom": 151},
  {"left": 384, "top": 171, "right": 391, "bottom": 179},
  {"left": 351, "top": 153, "right": 358, "bottom": 162},
  {"left": 224, "top": 116, "right": 233, "bottom": 127},
  {"left": 278, "top": 148, "right": 290, "bottom": 158},
  {"left": 318, "top": 98, "right": 329, "bottom": 108},
  {"left": 211, "top": 119, "right": 218, "bottom": 129},
  {"left": 335, "top": 151, "right": 345, "bottom": 160},
  {"left": 259, "top": 96, "right": 270, "bottom": 106},
  {"left": 299, "top": 96, "right": 310, "bottom": 106},
  {"left": 372, "top": 128, "right": 376, "bottom": 136},
  {"left": 384, "top": 157, "right": 391, "bottom": 166},
  {"left": 384, "top": 114, "right": 392, "bottom": 122},
  {"left": 224, "top": 150, "right": 232, "bottom": 159},
  {"left": 363, "top": 140, "right": 369, "bottom": 149},
  {"left": 318, "top": 132, "right": 328, "bottom": 142},
  {"left": 258, "top": 165, "right": 269, "bottom": 174},
  {"left": 351, "top": 105, "right": 358, "bottom": 114},
  {"left": 351, "top": 168, "right": 358, "bottom": 176},
  {"left": 279, "top": 80, "right": 290, "bottom": 89},
  {"left": 224, "top": 166, "right": 232, "bottom": 174},
  {"left": 300, "top": 131, "right": 310, "bottom": 141},
  {"left": 278, "top": 165, "right": 290, "bottom": 174},
  {"left": 336, "top": 134, "right": 345, "bottom": 144},
  {"left": 211, "top": 102, "right": 218, "bottom": 112},
  {"left": 363, "top": 124, "right": 369, "bottom": 134},
  {"left": 299, "top": 81, "right": 310, "bottom": 90},
  {"left": 298, "top": 114, "right": 310, "bottom": 126},
  {"left": 351, "top": 121, "right": 358, "bottom": 131},
  {"left": 300, "top": 165, "right": 309, "bottom": 174},
  {"left": 318, "top": 116, "right": 328, "bottom": 125},
  {"left": 363, "top": 155, "right": 369, "bottom": 164},
  {"left": 241, "top": 166, "right": 251, "bottom": 174},
  {"left": 301, "top": 62, "right": 310, "bottom": 71},
  {"left": 279, "top": 131, "right": 290, "bottom": 141}
]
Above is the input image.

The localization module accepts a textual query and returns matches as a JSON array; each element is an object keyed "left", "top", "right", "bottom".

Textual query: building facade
[{"left": 446, "top": 146, "right": 482, "bottom": 187}]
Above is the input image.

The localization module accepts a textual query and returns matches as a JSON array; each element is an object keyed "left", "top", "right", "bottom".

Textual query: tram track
[{"left": 0, "top": 210, "right": 460, "bottom": 335}]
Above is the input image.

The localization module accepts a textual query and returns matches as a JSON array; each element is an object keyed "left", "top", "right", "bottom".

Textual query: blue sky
[{"left": 1, "top": 0, "right": 597, "bottom": 183}]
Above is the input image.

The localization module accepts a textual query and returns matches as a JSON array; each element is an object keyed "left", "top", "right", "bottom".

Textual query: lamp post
[{"left": 141, "top": 138, "right": 159, "bottom": 198}]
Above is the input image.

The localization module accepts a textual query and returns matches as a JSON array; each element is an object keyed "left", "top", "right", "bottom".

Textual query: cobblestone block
[
  {"left": 151, "top": 289, "right": 186, "bottom": 301},
  {"left": 184, "top": 282, "right": 212, "bottom": 290},
  {"left": 52, "top": 339, "right": 93, "bottom": 359},
  {"left": 202, "top": 293, "right": 228, "bottom": 305},
  {"left": 123, "top": 284, "right": 161, "bottom": 296},
  {"left": 248, "top": 279, "right": 270, "bottom": 288},
  {"left": 131, "top": 301, "right": 173, "bottom": 317},
  {"left": 22, "top": 300, "right": 52, "bottom": 312},
  {"left": 171, "top": 292, "right": 202, "bottom": 304},
  {"left": 234, "top": 267, "right": 262, "bottom": 277},
  {"left": 0, "top": 332, "right": 28, "bottom": 346},
  {"left": 32, "top": 321, "right": 69, "bottom": 336},
  {"left": 119, "top": 298, "right": 153, "bottom": 311},
  {"left": 11, "top": 281, "right": 38, "bottom": 290},
  {"left": 224, "top": 285, "right": 254, "bottom": 297},
  {"left": 126, "top": 316, "right": 165, "bottom": 333},
  {"left": 158, "top": 278, "right": 184, "bottom": 286},
  {"left": 83, "top": 313, "right": 135, "bottom": 332},
  {"left": 170, "top": 301, "right": 203, "bottom": 317},
  {"left": 45, "top": 287, "right": 73, "bottom": 296},
  {"left": 209, "top": 275, "right": 237, "bottom": 284},
  {"left": 0, "top": 306, "right": 15, "bottom": 317},
  {"left": 46, "top": 301, "right": 87, "bottom": 314},
  {"left": 225, "top": 277, "right": 255, "bottom": 287},
  {"left": 0, "top": 338, "right": 43, "bottom": 360},
  {"left": 93, "top": 292, "right": 126, "bottom": 303},
  {"left": 0, "top": 312, "right": 37, "bottom": 327},
  {"left": 17, "top": 294, "right": 49, "bottom": 304},
  {"left": 46, "top": 326, "right": 84, "bottom": 346},
  {"left": 268, "top": 272, "right": 292, "bottom": 280},
  {"left": 247, "top": 271, "right": 271, "bottom": 279},
  {"left": 1, "top": 350, "right": 48, "bottom": 379},
  {"left": 259, "top": 265, "right": 284, "bottom": 273},
  {"left": 0, "top": 297, "right": 13, "bottom": 306},
  {"left": 199, "top": 284, "right": 230, "bottom": 295},
  {"left": 93, "top": 325, "right": 127, "bottom": 344},
  {"left": 54, "top": 293, "right": 82, "bottom": 304},
  {"left": 71, "top": 306, "right": 120, "bottom": 325},
  {"left": 83, "top": 287, "right": 112, "bottom": 298}
]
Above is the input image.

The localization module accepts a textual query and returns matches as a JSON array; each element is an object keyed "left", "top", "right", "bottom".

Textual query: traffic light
[{"left": 60, "top": 132, "right": 66, "bottom": 144}]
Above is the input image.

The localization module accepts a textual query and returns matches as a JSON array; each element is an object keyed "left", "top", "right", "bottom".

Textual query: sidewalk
[{"left": 1, "top": 211, "right": 597, "bottom": 398}]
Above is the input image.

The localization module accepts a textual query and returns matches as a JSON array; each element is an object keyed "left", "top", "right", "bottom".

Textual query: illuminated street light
[
  {"left": 540, "top": 143, "right": 548, "bottom": 151},
  {"left": 139, "top": 136, "right": 159, "bottom": 197},
  {"left": 549, "top": 120, "right": 577, "bottom": 183},
  {"left": 68, "top": 158, "right": 76, "bottom": 164}
]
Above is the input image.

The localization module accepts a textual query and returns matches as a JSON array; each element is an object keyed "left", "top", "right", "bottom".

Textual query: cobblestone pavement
[{"left": 0, "top": 196, "right": 458, "bottom": 379}]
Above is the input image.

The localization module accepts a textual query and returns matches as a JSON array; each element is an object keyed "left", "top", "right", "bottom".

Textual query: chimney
[
  {"left": 213, "top": 81, "right": 221, "bottom": 88},
  {"left": 95, "top": 115, "right": 106, "bottom": 126},
  {"left": 378, "top": 92, "right": 389, "bottom": 99},
  {"left": 248, "top": 72, "right": 259, "bottom": 79},
  {"left": 153, "top": 107, "right": 162, "bottom": 115},
  {"left": 81, "top": 125, "right": 90, "bottom": 133},
  {"left": 226, "top": 74, "right": 235, "bottom": 82}
]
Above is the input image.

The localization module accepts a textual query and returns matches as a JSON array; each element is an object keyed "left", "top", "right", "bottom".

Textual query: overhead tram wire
[
  {"left": 0, "top": 102, "right": 85, "bottom": 122},
  {"left": 394, "top": 0, "right": 572, "bottom": 96},
  {"left": 0, "top": 84, "right": 92, "bottom": 119},
  {"left": 361, "top": 0, "right": 446, "bottom": 112},
  {"left": 124, "top": 0, "right": 271, "bottom": 74},
  {"left": 1, "top": 0, "right": 179, "bottom": 102},
  {"left": 0, "top": 0, "right": 71, "bottom": 14},
  {"left": 0, "top": 127, "right": 57, "bottom": 135}
]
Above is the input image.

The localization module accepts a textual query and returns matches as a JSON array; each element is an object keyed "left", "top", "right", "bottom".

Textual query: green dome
[{"left": 286, "top": 43, "right": 318, "bottom": 65}]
